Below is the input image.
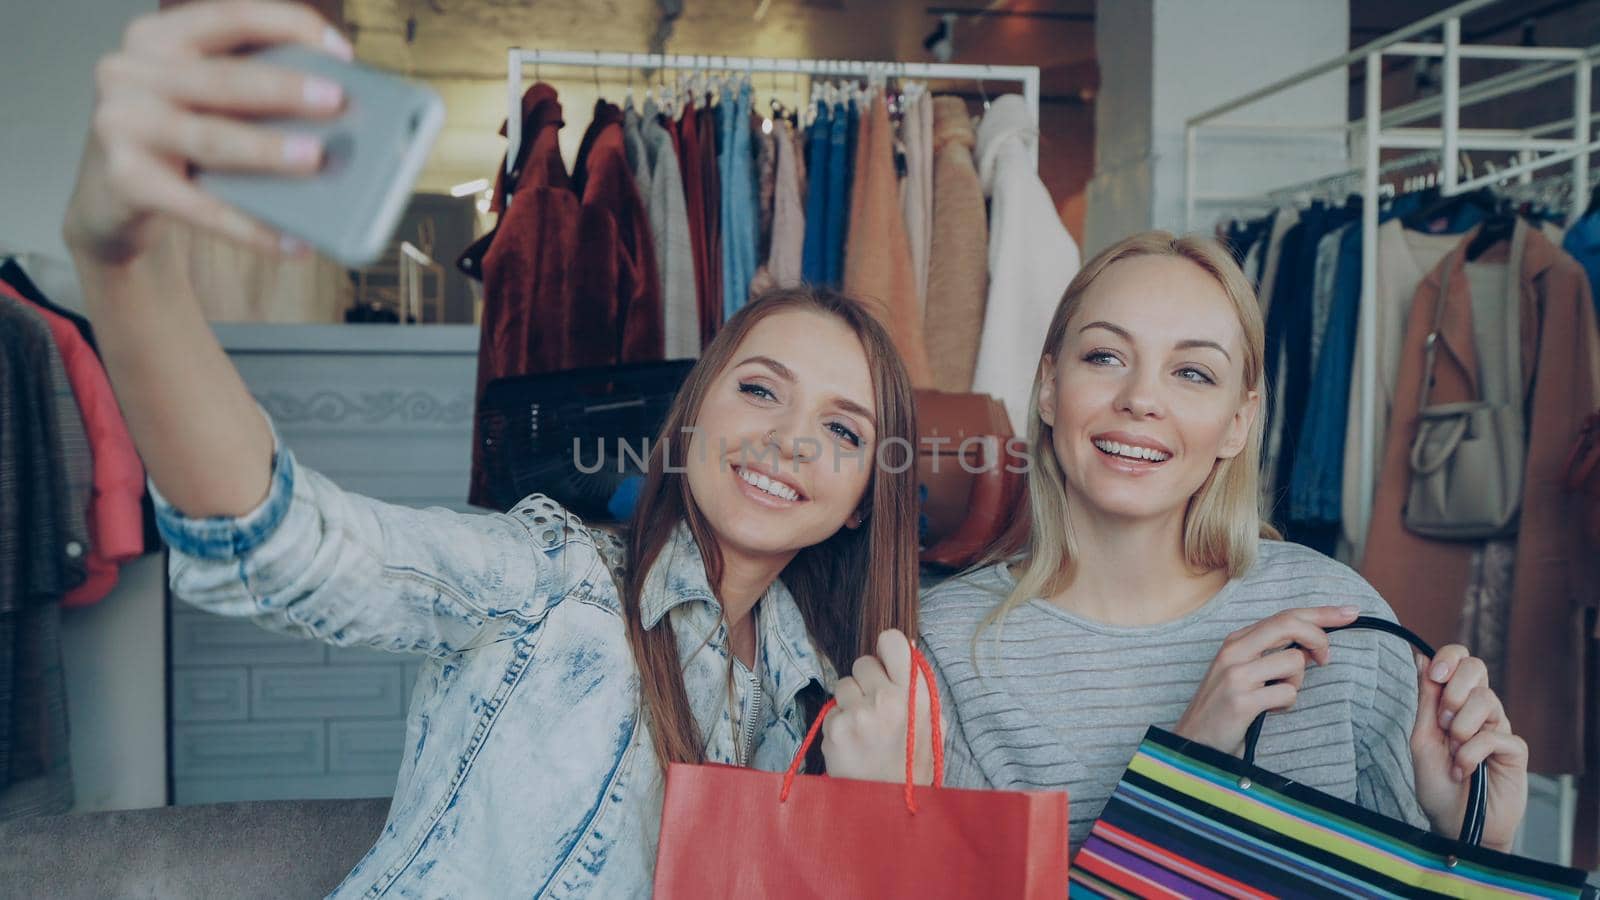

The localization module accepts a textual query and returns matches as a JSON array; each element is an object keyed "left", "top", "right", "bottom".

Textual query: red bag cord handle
[{"left": 778, "top": 646, "right": 945, "bottom": 813}]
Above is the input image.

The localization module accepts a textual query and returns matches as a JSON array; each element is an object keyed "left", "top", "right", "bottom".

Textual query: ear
[
  {"left": 845, "top": 510, "right": 866, "bottom": 530},
  {"left": 1037, "top": 355, "right": 1059, "bottom": 429},
  {"left": 1217, "top": 388, "right": 1260, "bottom": 460}
]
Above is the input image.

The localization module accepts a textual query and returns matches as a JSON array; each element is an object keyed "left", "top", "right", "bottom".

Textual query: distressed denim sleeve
[{"left": 152, "top": 419, "right": 602, "bottom": 657}]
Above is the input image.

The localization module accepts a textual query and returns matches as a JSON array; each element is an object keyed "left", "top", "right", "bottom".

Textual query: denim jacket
[{"left": 154, "top": 431, "right": 837, "bottom": 898}]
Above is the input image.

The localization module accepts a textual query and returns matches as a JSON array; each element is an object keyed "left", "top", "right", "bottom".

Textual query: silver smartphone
[{"left": 198, "top": 45, "right": 445, "bottom": 267}]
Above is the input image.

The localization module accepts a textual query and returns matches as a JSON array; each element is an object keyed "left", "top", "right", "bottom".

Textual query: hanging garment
[
  {"left": 0, "top": 294, "right": 87, "bottom": 598},
  {"left": 570, "top": 99, "right": 663, "bottom": 368},
  {"left": 0, "top": 259, "right": 95, "bottom": 356},
  {"left": 1309, "top": 223, "right": 1351, "bottom": 374},
  {"left": 0, "top": 260, "right": 159, "bottom": 555},
  {"left": 1264, "top": 203, "right": 1365, "bottom": 529},
  {"left": 1287, "top": 221, "right": 1363, "bottom": 536},
  {"left": 1362, "top": 220, "right": 1600, "bottom": 775},
  {"left": 1, "top": 282, "right": 143, "bottom": 606},
  {"left": 971, "top": 94, "right": 1080, "bottom": 432},
  {"left": 1255, "top": 207, "right": 1298, "bottom": 318},
  {"left": 719, "top": 81, "right": 759, "bottom": 320},
  {"left": 1459, "top": 538, "right": 1516, "bottom": 691},
  {"left": 675, "top": 98, "right": 716, "bottom": 347},
  {"left": 1338, "top": 221, "right": 1466, "bottom": 559},
  {"left": 924, "top": 96, "right": 988, "bottom": 395},
  {"left": 789, "top": 114, "right": 808, "bottom": 212},
  {"left": 698, "top": 100, "right": 723, "bottom": 336},
  {"left": 800, "top": 100, "right": 833, "bottom": 286},
  {"left": 0, "top": 602, "right": 73, "bottom": 819},
  {"left": 754, "top": 118, "right": 805, "bottom": 291},
  {"left": 900, "top": 89, "right": 934, "bottom": 306},
  {"left": 824, "top": 99, "right": 852, "bottom": 288},
  {"left": 639, "top": 99, "right": 699, "bottom": 360},
  {"left": 1563, "top": 210, "right": 1600, "bottom": 319},
  {"left": 0, "top": 298, "right": 77, "bottom": 814},
  {"left": 677, "top": 99, "right": 723, "bottom": 344},
  {"left": 756, "top": 109, "right": 777, "bottom": 265},
  {"left": 621, "top": 104, "right": 652, "bottom": 209},
  {"left": 468, "top": 83, "right": 579, "bottom": 507},
  {"left": 843, "top": 89, "right": 930, "bottom": 385}
]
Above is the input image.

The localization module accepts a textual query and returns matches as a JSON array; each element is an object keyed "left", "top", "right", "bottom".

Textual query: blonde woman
[{"left": 822, "top": 232, "right": 1529, "bottom": 857}]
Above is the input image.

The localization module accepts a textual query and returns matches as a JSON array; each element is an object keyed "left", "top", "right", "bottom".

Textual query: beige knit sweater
[{"left": 923, "top": 96, "right": 989, "bottom": 393}]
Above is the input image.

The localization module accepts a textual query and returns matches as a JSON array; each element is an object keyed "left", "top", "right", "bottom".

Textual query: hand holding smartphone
[
  {"left": 63, "top": 3, "right": 442, "bottom": 269},
  {"left": 198, "top": 45, "right": 444, "bottom": 267}
]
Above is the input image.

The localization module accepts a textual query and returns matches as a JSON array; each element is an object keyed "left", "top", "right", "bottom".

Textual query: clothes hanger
[{"left": 625, "top": 53, "right": 636, "bottom": 112}]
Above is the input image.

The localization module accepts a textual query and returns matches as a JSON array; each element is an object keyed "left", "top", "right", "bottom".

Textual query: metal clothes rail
[
  {"left": 504, "top": 49, "right": 1042, "bottom": 171},
  {"left": 1182, "top": 0, "right": 1599, "bottom": 553}
]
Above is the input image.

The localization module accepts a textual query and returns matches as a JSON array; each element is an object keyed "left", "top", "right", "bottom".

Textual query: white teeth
[
  {"left": 739, "top": 467, "right": 799, "bottom": 501},
  {"left": 1093, "top": 439, "right": 1171, "bottom": 463}
]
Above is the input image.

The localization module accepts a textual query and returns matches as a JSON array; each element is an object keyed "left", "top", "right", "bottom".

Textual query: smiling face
[
  {"left": 683, "top": 308, "right": 878, "bottom": 566},
  {"left": 1038, "top": 253, "right": 1260, "bottom": 527}
]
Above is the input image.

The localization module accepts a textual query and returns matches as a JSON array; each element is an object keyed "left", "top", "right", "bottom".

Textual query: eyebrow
[
  {"left": 1078, "top": 320, "right": 1233, "bottom": 363},
  {"left": 735, "top": 355, "right": 878, "bottom": 427}
]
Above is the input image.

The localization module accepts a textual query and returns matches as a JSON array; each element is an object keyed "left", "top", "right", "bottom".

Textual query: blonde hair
[{"left": 982, "top": 231, "right": 1270, "bottom": 631}]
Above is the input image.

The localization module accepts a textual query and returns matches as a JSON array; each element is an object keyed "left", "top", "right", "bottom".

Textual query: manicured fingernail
[
  {"left": 279, "top": 235, "right": 309, "bottom": 256},
  {"left": 1340, "top": 606, "right": 1360, "bottom": 616},
  {"left": 1431, "top": 662, "right": 1449, "bottom": 682},
  {"left": 323, "top": 26, "right": 354, "bottom": 60},
  {"left": 1439, "top": 709, "right": 1454, "bottom": 728},
  {"left": 303, "top": 77, "right": 343, "bottom": 110},
  {"left": 283, "top": 134, "right": 323, "bottom": 167}
]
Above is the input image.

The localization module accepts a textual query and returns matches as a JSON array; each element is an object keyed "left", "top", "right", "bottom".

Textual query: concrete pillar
[{"left": 1085, "top": 0, "right": 1350, "bottom": 255}]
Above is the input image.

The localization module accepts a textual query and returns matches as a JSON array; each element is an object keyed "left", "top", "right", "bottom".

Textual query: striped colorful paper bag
[{"left": 1070, "top": 617, "right": 1599, "bottom": 899}]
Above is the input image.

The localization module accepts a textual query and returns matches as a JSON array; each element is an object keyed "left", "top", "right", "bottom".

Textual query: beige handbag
[{"left": 1403, "top": 248, "right": 1525, "bottom": 541}]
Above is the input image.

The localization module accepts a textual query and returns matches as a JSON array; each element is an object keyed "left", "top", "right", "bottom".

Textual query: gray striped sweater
[{"left": 919, "top": 540, "right": 1431, "bottom": 854}]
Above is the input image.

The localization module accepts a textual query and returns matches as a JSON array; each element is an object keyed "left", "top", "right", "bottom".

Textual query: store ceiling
[
  {"left": 1350, "top": 0, "right": 1597, "bottom": 46},
  {"left": 345, "top": 0, "right": 1098, "bottom": 97}
]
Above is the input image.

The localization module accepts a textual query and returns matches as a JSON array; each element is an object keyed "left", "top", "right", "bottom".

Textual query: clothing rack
[
  {"left": 504, "top": 49, "right": 1042, "bottom": 171},
  {"left": 1182, "top": 0, "right": 1600, "bottom": 551},
  {"left": 1183, "top": 1, "right": 1598, "bottom": 867}
]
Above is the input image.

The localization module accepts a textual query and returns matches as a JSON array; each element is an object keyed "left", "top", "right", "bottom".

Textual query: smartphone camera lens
[{"left": 323, "top": 131, "right": 354, "bottom": 175}]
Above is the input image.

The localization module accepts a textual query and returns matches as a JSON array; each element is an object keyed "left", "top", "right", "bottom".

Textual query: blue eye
[
  {"left": 828, "top": 422, "right": 862, "bottom": 447},
  {"left": 1176, "top": 367, "right": 1216, "bottom": 385},
  {"left": 1084, "top": 351, "right": 1121, "bottom": 366},
  {"left": 739, "top": 382, "right": 776, "bottom": 401}
]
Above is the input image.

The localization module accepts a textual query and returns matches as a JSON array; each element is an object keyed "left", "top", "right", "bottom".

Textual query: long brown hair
[{"left": 622, "top": 286, "right": 921, "bottom": 769}]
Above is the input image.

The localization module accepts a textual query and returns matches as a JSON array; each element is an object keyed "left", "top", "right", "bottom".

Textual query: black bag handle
[{"left": 1241, "top": 616, "right": 1488, "bottom": 846}]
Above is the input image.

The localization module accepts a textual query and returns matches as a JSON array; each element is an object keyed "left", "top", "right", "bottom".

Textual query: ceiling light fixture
[{"left": 451, "top": 178, "right": 490, "bottom": 197}]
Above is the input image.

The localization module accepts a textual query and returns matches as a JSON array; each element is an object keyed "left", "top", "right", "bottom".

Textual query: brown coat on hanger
[
  {"left": 843, "top": 88, "right": 930, "bottom": 385},
  {"left": 1361, "top": 220, "right": 1600, "bottom": 777}
]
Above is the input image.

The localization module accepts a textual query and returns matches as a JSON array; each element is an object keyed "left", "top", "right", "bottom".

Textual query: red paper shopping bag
[{"left": 653, "top": 649, "right": 1070, "bottom": 899}]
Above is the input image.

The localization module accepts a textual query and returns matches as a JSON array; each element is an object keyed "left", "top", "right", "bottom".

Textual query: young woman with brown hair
[{"left": 62, "top": 4, "right": 919, "bottom": 895}]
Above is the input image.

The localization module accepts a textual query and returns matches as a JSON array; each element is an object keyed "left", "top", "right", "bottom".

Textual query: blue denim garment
[
  {"left": 1288, "top": 221, "right": 1364, "bottom": 526},
  {"left": 154, "top": 425, "right": 836, "bottom": 899},
  {"left": 1563, "top": 212, "right": 1600, "bottom": 320},
  {"left": 823, "top": 101, "right": 851, "bottom": 287},
  {"left": 800, "top": 100, "right": 831, "bottom": 285},
  {"left": 720, "top": 80, "right": 758, "bottom": 319}
]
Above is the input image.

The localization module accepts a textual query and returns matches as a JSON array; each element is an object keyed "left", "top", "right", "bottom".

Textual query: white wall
[
  {"left": 0, "top": 0, "right": 169, "bottom": 813},
  {"left": 1086, "top": 0, "right": 1348, "bottom": 253}
]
